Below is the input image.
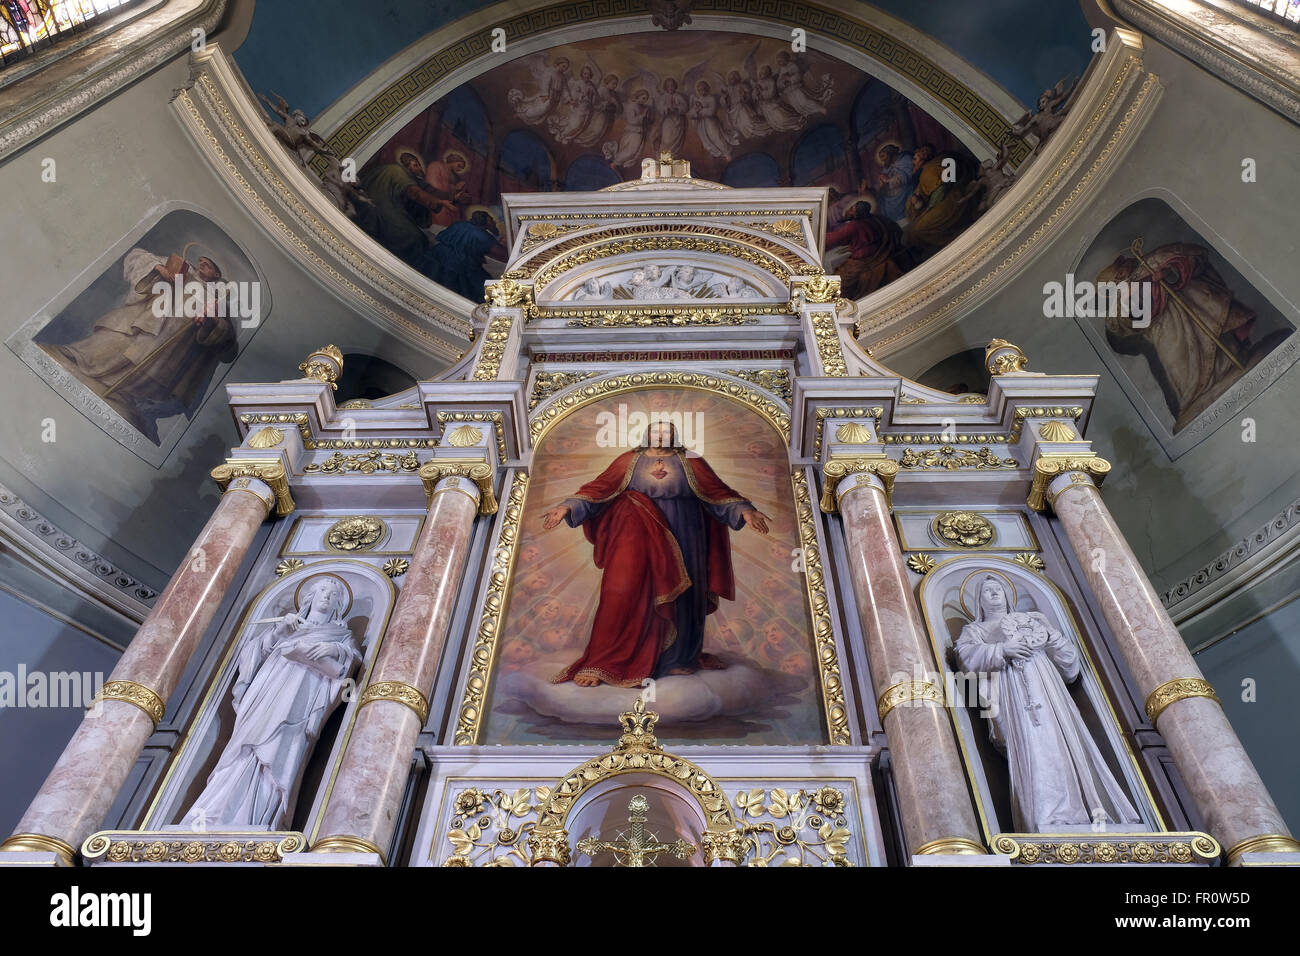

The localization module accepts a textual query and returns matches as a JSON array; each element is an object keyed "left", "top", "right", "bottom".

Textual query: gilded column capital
[
  {"left": 701, "top": 828, "right": 751, "bottom": 865},
  {"left": 820, "top": 457, "right": 898, "bottom": 513},
  {"left": 985, "top": 338, "right": 1029, "bottom": 374},
  {"left": 418, "top": 459, "right": 498, "bottom": 515},
  {"left": 92, "top": 679, "right": 166, "bottom": 729},
  {"left": 484, "top": 277, "right": 533, "bottom": 308},
  {"left": 298, "top": 344, "right": 344, "bottom": 390},
  {"left": 211, "top": 459, "right": 295, "bottom": 516},
  {"left": 358, "top": 680, "right": 429, "bottom": 724},
  {"left": 1144, "top": 677, "right": 1221, "bottom": 727},
  {"left": 527, "top": 827, "right": 572, "bottom": 866},
  {"left": 1027, "top": 454, "right": 1111, "bottom": 512}
]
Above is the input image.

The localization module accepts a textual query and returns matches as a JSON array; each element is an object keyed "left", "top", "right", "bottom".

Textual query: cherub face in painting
[
  {"left": 663, "top": 78, "right": 677, "bottom": 93},
  {"left": 695, "top": 81, "right": 709, "bottom": 96},
  {"left": 744, "top": 600, "right": 763, "bottom": 622},
  {"left": 763, "top": 620, "right": 789, "bottom": 648},
  {"left": 604, "top": 73, "right": 619, "bottom": 90},
  {"left": 521, "top": 571, "right": 552, "bottom": 596},
  {"left": 538, "top": 627, "right": 570, "bottom": 652},
  {"left": 747, "top": 439, "right": 775, "bottom": 458},
  {"left": 727, "top": 70, "right": 741, "bottom": 85},
  {"left": 518, "top": 543, "right": 541, "bottom": 564},
  {"left": 635, "top": 89, "right": 651, "bottom": 105},
  {"left": 781, "top": 652, "right": 808, "bottom": 676},
  {"left": 759, "top": 65, "right": 773, "bottom": 79},
  {"left": 580, "top": 66, "right": 594, "bottom": 82},
  {"left": 536, "top": 598, "right": 562, "bottom": 623}
]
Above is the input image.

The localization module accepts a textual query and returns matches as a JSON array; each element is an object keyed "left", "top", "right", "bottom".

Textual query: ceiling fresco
[{"left": 355, "top": 31, "right": 985, "bottom": 301}]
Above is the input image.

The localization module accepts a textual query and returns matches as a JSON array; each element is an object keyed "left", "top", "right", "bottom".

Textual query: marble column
[
  {"left": 313, "top": 471, "right": 482, "bottom": 862},
  {"left": 1045, "top": 467, "right": 1299, "bottom": 864},
  {"left": 833, "top": 468, "right": 985, "bottom": 857},
  {"left": 1, "top": 476, "right": 278, "bottom": 864}
]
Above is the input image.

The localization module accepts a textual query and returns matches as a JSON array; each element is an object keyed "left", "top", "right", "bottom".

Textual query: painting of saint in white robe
[{"left": 955, "top": 575, "right": 1139, "bottom": 832}]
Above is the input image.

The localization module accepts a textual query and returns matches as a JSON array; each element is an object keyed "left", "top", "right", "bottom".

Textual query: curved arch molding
[
  {"left": 171, "top": 47, "right": 473, "bottom": 361},
  {"left": 315, "top": 0, "right": 1029, "bottom": 166}
]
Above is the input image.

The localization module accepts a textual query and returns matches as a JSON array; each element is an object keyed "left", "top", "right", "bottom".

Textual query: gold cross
[{"left": 576, "top": 794, "right": 696, "bottom": 867}]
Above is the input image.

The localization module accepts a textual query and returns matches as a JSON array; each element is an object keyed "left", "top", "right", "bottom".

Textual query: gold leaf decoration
[
  {"left": 1038, "top": 420, "right": 1078, "bottom": 442},
  {"left": 445, "top": 424, "right": 484, "bottom": 447},
  {"left": 835, "top": 422, "right": 872, "bottom": 444},
  {"left": 275, "top": 558, "right": 305, "bottom": 577},
  {"left": 326, "top": 516, "right": 387, "bottom": 553},
  {"left": 247, "top": 426, "right": 284, "bottom": 449},
  {"left": 933, "top": 511, "right": 995, "bottom": 548},
  {"left": 1013, "top": 552, "right": 1046, "bottom": 572},
  {"left": 382, "top": 558, "right": 409, "bottom": 578},
  {"left": 906, "top": 553, "right": 937, "bottom": 575}
]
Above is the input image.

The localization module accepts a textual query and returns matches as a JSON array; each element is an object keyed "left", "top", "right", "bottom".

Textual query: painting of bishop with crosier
[
  {"left": 11, "top": 209, "right": 265, "bottom": 461},
  {"left": 481, "top": 389, "right": 825, "bottom": 746}
]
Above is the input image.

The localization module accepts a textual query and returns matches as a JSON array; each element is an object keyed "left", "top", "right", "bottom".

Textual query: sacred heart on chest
[{"left": 649, "top": 461, "right": 670, "bottom": 480}]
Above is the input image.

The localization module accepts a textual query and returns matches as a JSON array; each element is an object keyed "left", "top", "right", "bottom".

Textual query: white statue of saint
[
  {"left": 954, "top": 574, "right": 1141, "bottom": 832},
  {"left": 181, "top": 575, "right": 362, "bottom": 830}
]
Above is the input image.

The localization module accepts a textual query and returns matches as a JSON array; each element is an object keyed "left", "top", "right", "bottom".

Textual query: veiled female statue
[
  {"left": 181, "top": 575, "right": 362, "bottom": 830},
  {"left": 955, "top": 574, "right": 1140, "bottom": 832}
]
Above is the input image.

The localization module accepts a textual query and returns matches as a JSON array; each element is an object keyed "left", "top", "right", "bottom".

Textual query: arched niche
[
  {"left": 916, "top": 555, "right": 1164, "bottom": 839},
  {"left": 139, "top": 560, "right": 396, "bottom": 838}
]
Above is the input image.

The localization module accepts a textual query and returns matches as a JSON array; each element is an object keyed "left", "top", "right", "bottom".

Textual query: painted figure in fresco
[
  {"left": 180, "top": 576, "right": 361, "bottom": 830},
  {"left": 508, "top": 55, "right": 571, "bottom": 126},
  {"left": 774, "top": 50, "right": 832, "bottom": 117},
  {"left": 723, "top": 70, "right": 771, "bottom": 139},
  {"left": 604, "top": 88, "right": 656, "bottom": 168},
  {"left": 824, "top": 201, "right": 908, "bottom": 299},
  {"left": 688, "top": 80, "right": 740, "bottom": 160},
  {"left": 874, "top": 143, "right": 916, "bottom": 222},
  {"left": 43, "top": 247, "right": 237, "bottom": 443},
  {"left": 541, "top": 421, "right": 770, "bottom": 687},
  {"left": 1098, "top": 242, "right": 1290, "bottom": 431},
  {"left": 576, "top": 71, "right": 622, "bottom": 148},
  {"left": 753, "top": 63, "right": 803, "bottom": 132},
  {"left": 654, "top": 77, "right": 690, "bottom": 157},
  {"left": 358, "top": 151, "right": 448, "bottom": 274},
  {"left": 954, "top": 575, "right": 1140, "bottom": 832},
  {"left": 421, "top": 150, "right": 472, "bottom": 229},
  {"left": 426, "top": 210, "right": 507, "bottom": 302},
  {"left": 550, "top": 64, "right": 599, "bottom": 144},
  {"left": 903, "top": 145, "right": 976, "bottom": 257}
]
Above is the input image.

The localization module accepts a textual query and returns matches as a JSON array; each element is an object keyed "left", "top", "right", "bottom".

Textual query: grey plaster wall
[
  {"left": 0, "top": 55, "right": 448, "bottom": 592},
  {"left": 888, "top": 37, "right": 1300, "bottom": 599}
]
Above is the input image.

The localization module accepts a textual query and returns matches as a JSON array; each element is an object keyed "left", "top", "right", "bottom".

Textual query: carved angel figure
[{"left": 259, "top": 92, "right": 334, "bottom": 167}]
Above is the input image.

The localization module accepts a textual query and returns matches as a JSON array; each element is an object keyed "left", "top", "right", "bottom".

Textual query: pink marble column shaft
[
  {"left": 4, "top": 483, "right": 273, "bottom": 859},
  {"left": 315, "top": 480, "right": 479, "bottom": 858},
  {"left": 838, "top": 479, "right": 985, "bottom": 855},
  {"left": 1052, "top": 479, "right": 1295, "bottom": 860}
]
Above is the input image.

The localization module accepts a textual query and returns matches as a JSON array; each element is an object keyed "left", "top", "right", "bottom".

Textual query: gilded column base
[
  {"left": 311, "top": 834, "right": 387, "bottom": 865},
  {"left": 1225, "top": 833, "right": 1300, "bottom": 866},
  {"left": 914, "top": 836, "right": 987, "bottom": 856},
  {"left": 0, "top": 832, "right": 76, "bottom": 866}
]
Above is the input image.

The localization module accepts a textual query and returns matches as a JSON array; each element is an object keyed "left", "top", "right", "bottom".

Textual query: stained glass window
[
  {"left": 1, "top": 1, "right": 144, "bottom": 70},
  {"left": 1234, "top": 0, "right": 1300, "bottom": 25}
]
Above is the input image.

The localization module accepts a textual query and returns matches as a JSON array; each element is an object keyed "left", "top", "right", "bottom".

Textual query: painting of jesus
[
  {"left": 480, "top": 388, "right": 824, "bottom": 746},
  {"left": 541, "top": 420, "right": 770, "bottom": 687}
]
